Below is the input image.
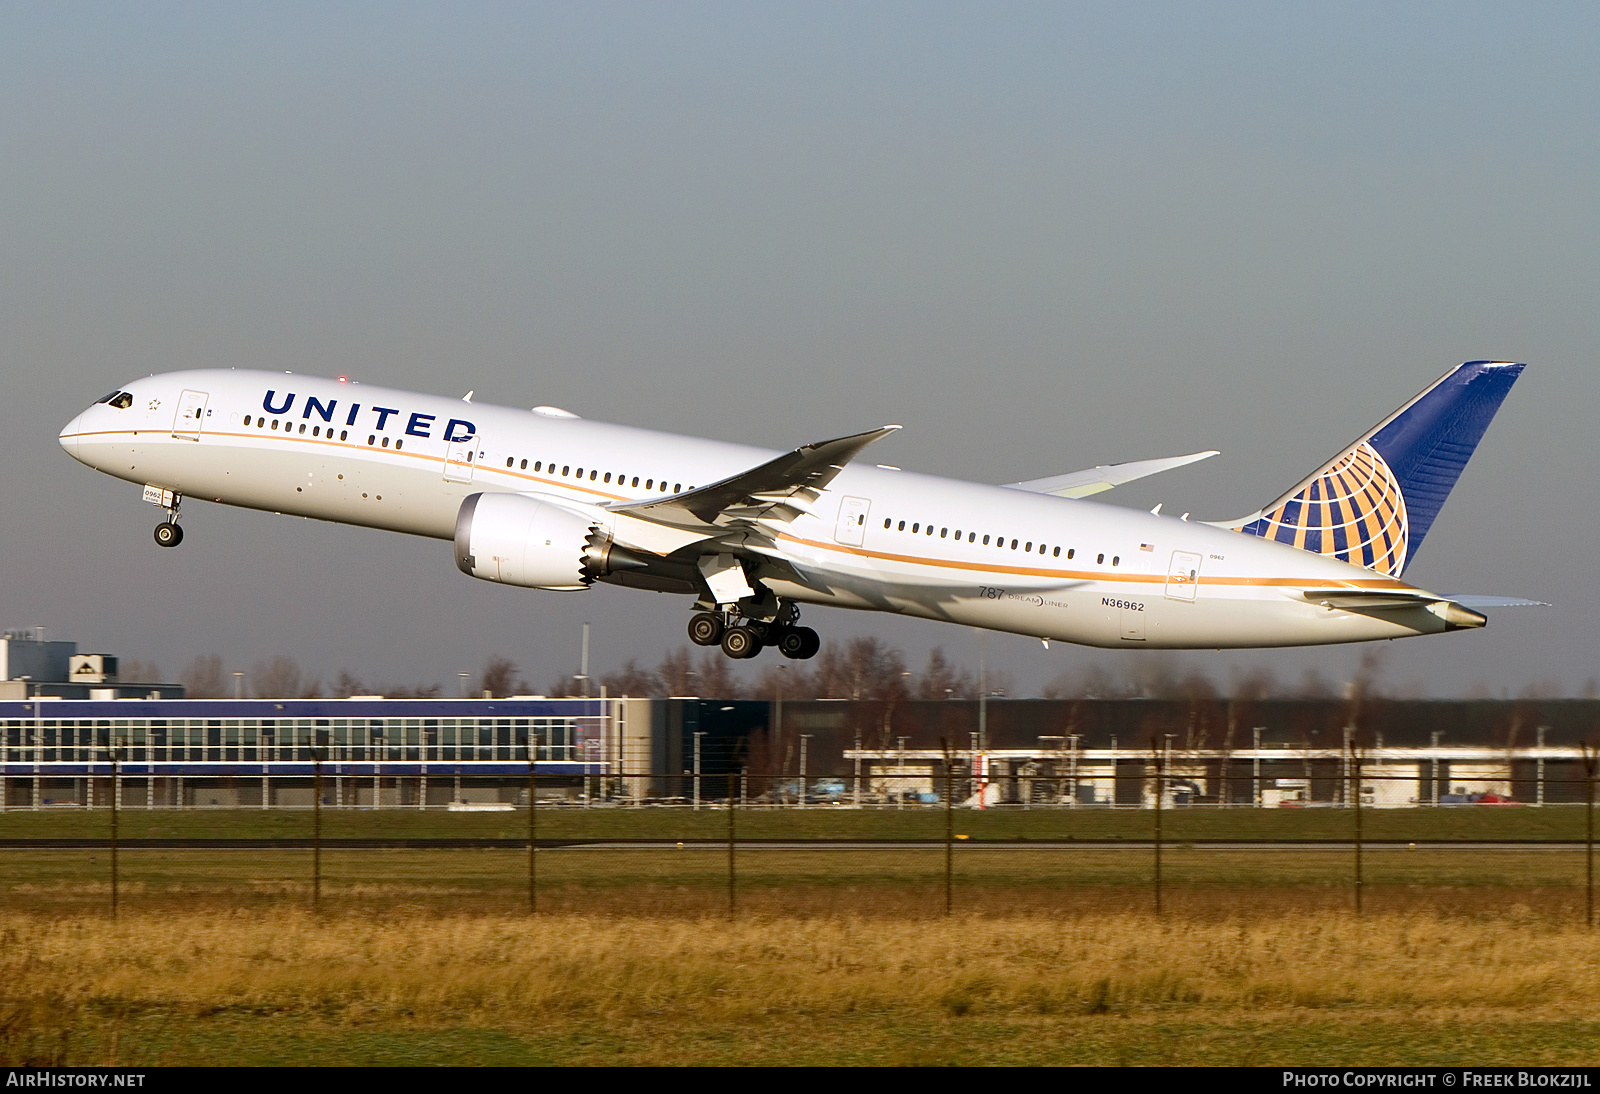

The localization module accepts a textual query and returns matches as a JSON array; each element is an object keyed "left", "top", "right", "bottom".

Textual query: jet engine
[{"left": 453, "top": 492, "right": 615, "bottom": 590}]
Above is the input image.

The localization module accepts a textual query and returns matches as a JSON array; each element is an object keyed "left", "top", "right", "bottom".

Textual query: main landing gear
[{"left": 687, "top": 610, "right": 821, "bottom": 661}]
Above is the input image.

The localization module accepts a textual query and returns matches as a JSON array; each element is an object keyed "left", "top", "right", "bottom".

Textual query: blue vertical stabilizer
[{"left": 1226, "top": 362, "right": 1524, "bottom": 577}]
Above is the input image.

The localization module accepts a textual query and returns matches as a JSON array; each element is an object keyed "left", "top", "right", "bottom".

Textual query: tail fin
[{"left": 1219, "top": 361, "right": 1524, "bottom": 577}]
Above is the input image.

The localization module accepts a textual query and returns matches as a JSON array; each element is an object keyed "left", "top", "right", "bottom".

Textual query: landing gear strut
[
  {"left": 153, "top": 492, "right": 184, "bottom": 547},
  {"left": 689, "top": 605, "right": 820, "bottom": 660}
]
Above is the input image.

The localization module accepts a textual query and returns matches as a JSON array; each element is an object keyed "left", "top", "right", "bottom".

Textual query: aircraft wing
[
  {"left": 1004, "top": 450, "right": 1219, "bottom": 499},
  {"left": 606, "top": 426, "right": 901, "bottom": 536}
]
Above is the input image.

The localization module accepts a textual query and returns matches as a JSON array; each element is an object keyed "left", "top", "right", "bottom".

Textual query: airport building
[{"left": 0, "top": 690, "right": 1593, "bottom": 810}]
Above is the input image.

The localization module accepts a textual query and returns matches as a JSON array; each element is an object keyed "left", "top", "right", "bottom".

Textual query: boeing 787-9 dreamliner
[{"left": 60, "top": 361, "right": 1533, "bottom": 660}]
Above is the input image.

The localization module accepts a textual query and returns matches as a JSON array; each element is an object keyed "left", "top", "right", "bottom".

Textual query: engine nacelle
[{"left": 454, "top": 492, "right": 601, "bottom": 591}]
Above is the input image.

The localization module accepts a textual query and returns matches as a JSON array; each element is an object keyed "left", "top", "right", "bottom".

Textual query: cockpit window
[
  {"left": 107, "top": 392, "right": 133, "bottom": 409},
  {"left": 95, "top": 391, "right": 122, "bottom": 404}
]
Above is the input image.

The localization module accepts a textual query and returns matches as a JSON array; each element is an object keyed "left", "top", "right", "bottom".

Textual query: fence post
[
  {"left": 1352, "top": 744, "right": 1363, "bottom": 916},
  {"left": 307, "top": 734, "right": 324, "bottom": 915},
  {"left": 528, "top": 751, "right": 538, "bottom": 915},
  {"left": 941, "top": 738, "right": 953, "bottom": 917},
  {"left": 727, "top": 769, "right": 737, "bottom": 919},
  {"left": 1584, "top": 743, "right": 1595, "bottom": 930},
  {"left": 1152, "top": 742, "right": 1163, "bottom": 917}
]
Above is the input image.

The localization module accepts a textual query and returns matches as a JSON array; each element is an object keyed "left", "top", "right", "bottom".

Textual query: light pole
[
  {"left": 458, "top": 672, "right": 470, "bottom": 699},
  {"left": 233, "top": 671, "right": 244, "bottom": 699}
]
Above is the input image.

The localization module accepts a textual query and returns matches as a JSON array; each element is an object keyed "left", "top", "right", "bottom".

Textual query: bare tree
[
  {"left": 602, "top": 658, "right": 664, "bottom": 697},
  {"left": 479, "top": 656, "right": 523, "bottom": 699},
  {"left": 117, "top": 659, "right": 161, "bottom": 685},
  {"left": 251, "top": 655, "right": 320, "bottom": 699},
  {"left": 181, "top": 654, "right": 228, "bottom": 699},
  {"left": 912, "top": 647, "right": 975, "bottom": 700},
  {"left": 331, "top": 669, "right": 365, "bottom": 698},
  {"left": 811, "top": 637, "right": 908, "bottom": 700}
]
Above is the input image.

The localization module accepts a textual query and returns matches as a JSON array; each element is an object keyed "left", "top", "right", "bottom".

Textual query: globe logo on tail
[{"left": 1236, "top": 441, "right": 1408, "bottom": 578}]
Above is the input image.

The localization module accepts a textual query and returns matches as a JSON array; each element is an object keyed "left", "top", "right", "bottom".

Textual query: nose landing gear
[{"left": 149, "top": 488, "right": 184, "bottom": 547}]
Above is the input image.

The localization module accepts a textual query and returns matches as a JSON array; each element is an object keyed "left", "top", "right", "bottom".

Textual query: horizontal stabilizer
[
  {"left": 1004, "top": 450, "right": 1219, "bottom": 499},
  {"left": 1442, "top": 595, "right": 1548, "bottom": 609},
  {"left": 1301, "top": 588, "right": 1488, "bottom": 629}
]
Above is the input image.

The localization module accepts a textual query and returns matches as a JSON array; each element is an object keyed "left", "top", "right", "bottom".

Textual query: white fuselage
[{"left": 60, "top": 369, "right": 1457, "bottom": 649}]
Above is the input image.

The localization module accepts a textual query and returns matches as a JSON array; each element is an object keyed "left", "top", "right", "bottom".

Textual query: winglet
[{"left": 1005, "top": 450, "right": 1219, "bottom": 499}]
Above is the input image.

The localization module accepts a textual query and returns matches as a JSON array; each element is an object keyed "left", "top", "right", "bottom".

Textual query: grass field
[
  {"left": 3, "top": 906, "right": 1599, "bottom": 1066},
  {"left": 1, "top": 807, "right": 1595, "bottom": 1065},
  {"left": 0, "top": 801, "right": 1593, "bottom": 842}
]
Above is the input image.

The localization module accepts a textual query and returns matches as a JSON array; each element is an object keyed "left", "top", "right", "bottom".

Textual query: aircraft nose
[{"left": 59, "top": 411, "right": 84, "bottom": 461}]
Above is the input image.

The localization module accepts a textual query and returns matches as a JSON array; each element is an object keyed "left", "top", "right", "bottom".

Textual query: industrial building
[{"left": 0, "top": 629, "right": 184, "bottom": 700}]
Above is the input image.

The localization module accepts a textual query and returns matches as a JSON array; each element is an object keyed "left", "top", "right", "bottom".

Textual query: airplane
[{"left": 59, "top": 361, "right": 1534, "bottom": 659}]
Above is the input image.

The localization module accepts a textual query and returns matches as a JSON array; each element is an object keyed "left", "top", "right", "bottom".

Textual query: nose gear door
[{"left": 172, "top": 390, "right": 209, "bottom": 441}]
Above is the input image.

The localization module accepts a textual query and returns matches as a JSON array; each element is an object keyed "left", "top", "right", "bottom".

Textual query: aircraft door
[
  {"left": 1165, "top": 551, "right": 1202, "bottom": 602},
  {"left": 834, "top": 496, "right": 871, "bottom": 546},
  {"left": 444, "top": 433, "right": 478, "bottom": 484},
  {"left": 172, "top": 390, "right": 209, "bottom": 441}
]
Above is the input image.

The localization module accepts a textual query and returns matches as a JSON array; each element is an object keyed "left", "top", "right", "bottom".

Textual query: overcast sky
[{"left": 2, "top": 3, "right": 1595, "bottom": 696}]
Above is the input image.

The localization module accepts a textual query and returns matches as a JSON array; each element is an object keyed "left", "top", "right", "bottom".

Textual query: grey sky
[{"left": 2, "top": 3, "right": 1593, "bottom": 696}]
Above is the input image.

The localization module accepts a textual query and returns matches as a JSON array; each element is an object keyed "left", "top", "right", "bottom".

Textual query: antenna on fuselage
[{"left": 462, "top": 391, "right": 474, "bottom": 402}]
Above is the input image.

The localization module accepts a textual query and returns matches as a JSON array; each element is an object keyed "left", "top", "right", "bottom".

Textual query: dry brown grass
[{"left": 2, "top": 906, "right": 1600, "bottom": 1064}]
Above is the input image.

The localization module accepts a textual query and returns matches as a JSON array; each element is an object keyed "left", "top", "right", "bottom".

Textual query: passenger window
[
  {"left": 368, "top": 434, "right": 376, "bottom": 445},
  {"left": 674, "top": 483, "right": 681, "bottom": 493},
  {"left": 244, "top": 415, "right": 252, "bottom": 426},
  {"left": 912, "top": 523, "right": 919, "bottom": 534},
  {"left": 534, "top": 461, "right": 541, "bottom": 471},
  {"left": 1053, "top": 547, "right": 1060, "bottom": 557},
  {"left": 883, "top": 519, "right": 891, "bottom": 529},
  {"left": 1010, "top": 539, "right": 1018, "bottom": 550},
  {"left": 604, "top": 472, "right": 612, "bottom": 483},
  {"left": 395, "top": 439, "right": 403, "bottom": 450},
  {"left": 982, "top": 535, "right": 989, "bottom": 545},
  {"left": 1067, "top": 549, "right": 1074, "bottom": 559},
  {"left": 340, "top": 430, "right": 348, "bottom": 441},
  {"left": 1025, "top": 542, "right": 1032, "bottom": 551},
  {"left": 1112, "top": 556, "right": 1120, "bottom": 566},
  {"left": 646, "top": 479, "right": 653, "bottom": 490},
  {"left": 298, "top": 423, "right": 306, "bottom": 434},
  {"left": 968, "top": 533, "right": 976, "bottom": 542},
  {"left": 954, "top": 530, "right": 961, "bottom": 539},
  {"left": 940, "top": 528, "right": 947, "bottom": 538},
  {"left": 521, "top": 459, "right": 528, "bottom": 470},
  {"left": 631, "top": 476, "right": 639, "bottom": 487},
  {"left": 589, "top": 470, "right": 597, "bottom": 480},
  {"left": 563, "top": 466, "right": 570, "bottom": 476},
  {"left": 1096, "top": 554, "right": 1104, "bottom": 564},
  {"left": 898, "top": 521, "right": 906, "bottom": 531},
  {"left": 312, "top": 426, "right": 320, "bottom": 437},
  {"left": 382, "top": 437, "right": 390, "bottom": 448},
  {"left": 272, "top": 420, "right": 280, "bottom": 430}
]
